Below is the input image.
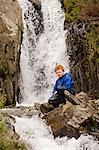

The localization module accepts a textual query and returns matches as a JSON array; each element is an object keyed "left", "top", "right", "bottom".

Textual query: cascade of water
[
  {"left": 18, "top": 0, "right": 69, "bottom": 105},
  {"left": 14, "top": 116, "right": 99, "bottom": 150}
]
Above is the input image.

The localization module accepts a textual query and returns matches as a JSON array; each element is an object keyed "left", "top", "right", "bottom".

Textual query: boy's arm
[
  {"left": 57, "top": 74, "right": 73, "bottom": 90},
  {"left": 63, "top": 74, "right": 73, "bottom": 89},
  {"left": 52, "top": 81, "right": 57, "bottom": 94}
]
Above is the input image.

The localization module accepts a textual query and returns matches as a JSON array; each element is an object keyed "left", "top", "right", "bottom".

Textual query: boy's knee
[{"left": 48, "top": 99, "right": 53, "bottom": 104}]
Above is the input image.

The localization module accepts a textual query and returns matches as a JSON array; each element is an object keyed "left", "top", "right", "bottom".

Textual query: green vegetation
[
  {"left": 0, "top": 120, "right": 6, "bottom": 134},
  {"left": 0, "top": 94, "right": 4, "bottom": 109},
  {"left": 0, "top": 61, "right": 9, "bottom": 79},
  {"left": 96, "top": 58, "right": 99, "bottom": 63},
  {"left": 0, "top": 101, "right": 4, "bottom": 109},
  {"left": 0, "top": 139, "right": 27, "bottom": 150},
  {"left": 0, "top": 115, "right": 28, "bottom": 150},
  {"left": 64, "top": 0, "right": 80, "bottom": 21},
  {"left": 87, "top": 24, "right": 99, "bottom": 61},
  {"left": 0, "top": 59, "right": 14, "bottom": 107},
  {"left": 63, "top": 0, "right": 99, "bottom": 62},
  {"left": 63, "top": 0, "right": 99, "bottom": 21}
]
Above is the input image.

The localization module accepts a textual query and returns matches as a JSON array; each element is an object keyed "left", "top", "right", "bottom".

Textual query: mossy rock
[{"left": 0, "top": 112, "right": 28, "bottom": 150}]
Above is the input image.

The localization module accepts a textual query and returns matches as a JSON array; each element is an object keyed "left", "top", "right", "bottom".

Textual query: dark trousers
[
  {"left": 48, "top": 90, "right": 66, "bottom": 108},
  {"left": 48, "top": 89, "right": 75, "bottom": 108}
]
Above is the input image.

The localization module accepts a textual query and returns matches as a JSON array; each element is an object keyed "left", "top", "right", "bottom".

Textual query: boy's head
[{"left": 54, "top": 65, "right": 64, "bottom": 78}]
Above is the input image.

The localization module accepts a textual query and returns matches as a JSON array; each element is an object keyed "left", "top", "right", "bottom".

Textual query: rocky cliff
[
  {"left": 63, "top": 0, "right": 99, "bottom": 98},
  {"left": 66, "top": 19, "right": 99, "bottom": 98},
  {"left": 0, "top": 0, "right": 23, "bottom": 106}
]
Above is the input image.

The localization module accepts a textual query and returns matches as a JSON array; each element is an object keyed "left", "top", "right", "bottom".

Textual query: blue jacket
[{"left": 53, "top": 73, "right": 75, "bottom": 94}]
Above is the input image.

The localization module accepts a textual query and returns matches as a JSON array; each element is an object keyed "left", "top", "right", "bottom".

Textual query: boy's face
[{"left": 55, "top": 69, "right": 64, "bottom": 78}]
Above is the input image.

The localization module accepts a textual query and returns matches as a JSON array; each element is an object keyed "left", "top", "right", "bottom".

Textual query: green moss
[
  {"left": 0, "top": 101, "right": 4, "bottom": 109},
  {"left": 63, "top": 0, "right": 99, "bottom": 22},
  {"left": 0, "top": 140, "right": 7, "bottom": 150},
  {"left": 96, "top": 58, "right": 99, "bottom": 63},
  {"left": 0, "top": 140, "right": 27, "bottom": 150},
  {"left": 0, "top": 61, "right": 9, "bottom": 78},
  {"left": 87, "top": 24, "right": 99, "bottom": 61},
  {"left": 65, "top": 7, "right": 80, "bottom": 21},
  {"left": 0, "top": 118, "right": 28, "bottom": 150},
  {"left": 0, "top": 94, "right": 4, "bottom": 109},
  {"left": 0, "top": 121, "right": 7, "bottom": 150},
  {"left": 12, "top": 142, "right": 27, "bottom": 150},
  {"left": 64, "top": 0, "right": 80, "bottom": 21},
  {"left": 0, "top": 121, "right": 6, "bottom": 134}
]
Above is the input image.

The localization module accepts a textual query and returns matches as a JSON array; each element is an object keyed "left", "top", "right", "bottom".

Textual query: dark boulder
[{"left": 41, "top": 92, "right": 99, "bottom": 139}]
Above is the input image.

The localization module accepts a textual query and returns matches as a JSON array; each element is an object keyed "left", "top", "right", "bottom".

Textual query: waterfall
[
  {"left": 14, "top": 1, "right": 99, "bottom": 149},
  {"left": 18, "top": 0, "right": 69, "bottom": 105}
]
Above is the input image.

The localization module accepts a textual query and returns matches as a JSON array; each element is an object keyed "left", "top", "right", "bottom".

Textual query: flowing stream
[
  {"left": 15, "top": 116, "right": 99, "bottom": 150},
  {"left": 15, "top": 0, "right": 99, "bottom": 149}
]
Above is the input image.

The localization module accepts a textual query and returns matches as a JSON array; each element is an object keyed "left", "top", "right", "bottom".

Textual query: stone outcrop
[
  {"left": 0, "top": 0, "right": 23, "bottom": 106},
  {"left": 59, "top": 0, "right": 99, "bottom": 98},
  {"left": 41, "top": 92, "right": 99, "bottom": 139},
  {"left": 64, "top": 15, "right": 99, "bottom": 98},
  {"left": 0, "top": 112, "right": 28, "bottom": 149},
  {"left": 0, "top": 106, "right": 40, "bottom": 118},
  {"left": 29, "top": 0, "right": 41, "bottom": 6}
]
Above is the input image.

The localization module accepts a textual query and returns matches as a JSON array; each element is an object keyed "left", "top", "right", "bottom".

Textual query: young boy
[
  {"left": 48, "top": 65, "right": 75, "bottom": 108},
  {"left": 35, "top": 65, "right": 76, "bottom": 113}
]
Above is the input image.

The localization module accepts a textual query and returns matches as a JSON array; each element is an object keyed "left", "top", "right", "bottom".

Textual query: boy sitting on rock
[
  {"left": 35, "top": 65, "right": 77, "bottom": 114},
  {"left": 48, "top": 65, "right": 75, "bottom": 108}
]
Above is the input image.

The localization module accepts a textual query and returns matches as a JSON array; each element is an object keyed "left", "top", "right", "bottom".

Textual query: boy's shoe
[{"left": 40, "top": 103, "right": 54, "bottom": 114}]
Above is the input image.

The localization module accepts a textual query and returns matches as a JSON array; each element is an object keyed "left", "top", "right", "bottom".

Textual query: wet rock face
[
  {"left": 65, "top": 19, "right": 99, "bottom": 98},
  {"left": 28, "top": 0, "right": 44, "bottom": 37},
  {"left": 0, "top": 0, "right": 23, "bottom": 105},
  {"left": 29, "top": 0, "right": 41, "bottom": 7},
  {"left": 0, "top": 112, "right": 28, "bottom": 149},
  {"left": 42, "top": 92, "right": 99, "bottom": 139}
]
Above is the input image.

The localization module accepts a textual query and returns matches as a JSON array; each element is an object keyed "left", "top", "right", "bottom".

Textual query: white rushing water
[
  {"left": 18, "top": 0, "right": 69, "bottom": 105},
  {"left": 15, "top": 115, "right": 99, "bottom": 150}
]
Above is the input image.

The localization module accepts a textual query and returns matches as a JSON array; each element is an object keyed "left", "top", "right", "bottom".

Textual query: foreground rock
[
  {"left": 0, "top": 106, "right": 41, "bottom": 149},
  {"left": 0, "top": 105, "right": 41, "bottom": 149},
  {"left": 0, "top": 112, "right": 28, "bottom": 150},
  {"left": 0, "top": 106, "right": 40, "bottom": 117},
  {"left": 41, "top": 92, "right": 99, "bottom": 139}
]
